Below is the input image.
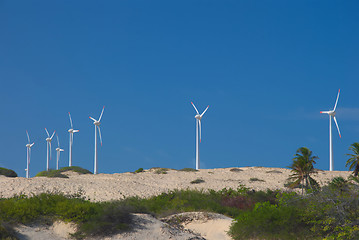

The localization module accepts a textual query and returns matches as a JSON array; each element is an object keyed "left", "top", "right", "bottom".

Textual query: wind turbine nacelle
[
  {"left": 68, "top": 129, "right": 73, "bottom": 133},
  {"left": 26, "top": 144, "right": 31, "bottom": 147},
  {"left": 46, "top": 138, "right": 52, "bottom": 142},
  {"left": 56, "top": 147, "right": 60, "bottom": 151},
  {"left": 195, "top": 115, "right": 202, "bottom": 120},
  {"left": 329, "top": 111, "right": 336, "bottom": 117},
  {"left": 94, "top": 121, "right": 101, "bottom": 126}
]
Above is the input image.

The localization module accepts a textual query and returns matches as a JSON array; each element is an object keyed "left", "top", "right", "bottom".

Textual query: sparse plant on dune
[
  {"left": 346, "top": 142, "right": 359, "bottom": 177},
  {"left": 0, "top": 167, "right": 17, "bottom": 178},
  {"left": 190, "top": 178, "right": 205, "bottom": 184},
  {"left": 134, "top": 168, "right": 144, "bottom": 173},
  {"left": 179, "top": 168, "right": 198, "bottom": 172}
]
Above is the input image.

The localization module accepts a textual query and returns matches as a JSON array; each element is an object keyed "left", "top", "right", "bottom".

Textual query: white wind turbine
[
  {"left": 25, "top": 131, "right": 35, "bottom": 178},
  {"left": 320, "top": 89, "right": 341, "bottom": 171},
  {"left": 68, "top": 112, "right": 79, "bottom": 167},
  {"left": 45, "top": 128, "right": 56, "bottom": 171},
  {"left": 191, "top": 102, "right": 209, "bottom": 170},
  {"left": 89, "top": 106, "right": 104, "bottom": 174},
  {"left": 56, "top": 134, "right": 64, "bottom": 170}
]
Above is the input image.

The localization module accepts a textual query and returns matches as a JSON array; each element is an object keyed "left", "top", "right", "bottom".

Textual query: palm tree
[
  {"left": 346, "top": 142, "right": 359, "bottom": 177},
  {"left": 288, "top": 147, "right": 319, "bottom": 194}
]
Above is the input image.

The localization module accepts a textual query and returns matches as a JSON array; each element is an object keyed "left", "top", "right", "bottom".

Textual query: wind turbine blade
[
  {"left": 99, "top": 106, "right": 105, "bottom": 122},
  {"left": 68, "top": 112, "right": 73, "bottom": 128},
  {"left": 30, "top": 143, "right": 35, "bottom": 147},
  {"left": 73, "top": 130, "right": 79, "bottom": 133},
  {"left": 333, "top": 89, "right": 340, "bottom": 111},
  {"left": 199, "top": 120, "right": 202, "bottom": 143},
  {"left": 89, "top": 117, "right": 97, "bottom": 122},
  {"left": 191, "top": 102, "right": 200, "bottom": 114},
  {"left": 56, "top": 134, "right": 60, "bottom": 147},
  {"left": 50, "top": 131, "right": 56, "bottom": 139},
  {"left": 201, "top": 105, "right": 209, "bottom": 117},
  {"left": 320, "top": 111, "right": 330, "bottom": 114},
  {"left": 45, "top": 128, "right": 50, "bottom": 137},
  {"left": 333, "top": 116, "right": 341, "bottom": 138},
  {"left": 97, "top": 126, "right": 103, "bottom": 146},
  {"left": 26, "top": 130, "right": 30, "bottom": 144}
]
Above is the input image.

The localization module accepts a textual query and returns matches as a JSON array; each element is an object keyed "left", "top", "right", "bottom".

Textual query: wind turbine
[
  {"left": 45, "top": 128, "right": 55, "bottom": 171},
  {"left": 25, "top": 131, "right": 35, "bottom": 178},
  {"left": 191, "top": 102, "right": 209, "bottom": 170},
  {"left": 89, "top": 106, "right": 104, "bottom": 174},
  {"left": 320, "top": 89, "right": 341, "bottom": 171},
  {"left": 68, "top": 112, "right": 79, "bottom": 167},
  {"left": 56, "top": 134, "right": 64, "bottom": 170}
]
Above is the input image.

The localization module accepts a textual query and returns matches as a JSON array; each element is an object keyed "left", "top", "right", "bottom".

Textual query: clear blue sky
[{"left": 1, "top": 1, "right": 359, "bottom": 177}]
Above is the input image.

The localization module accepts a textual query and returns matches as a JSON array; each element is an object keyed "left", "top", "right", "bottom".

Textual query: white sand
[{"left": 0, "top": 167, "right": 352, "bottom": 201}]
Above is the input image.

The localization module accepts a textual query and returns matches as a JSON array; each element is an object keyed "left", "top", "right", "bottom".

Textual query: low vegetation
[
  {"left": 0, "top": 167, "right": 17, "bottom": 178},
  {"left": 35, "top": 167, "right": 92, "bottom": 178},
  {"left": 35, "top": 170, "right": 69, "bottom": 178},
  {"left": 134, "top": 168, "right": 144, "bottom": 173},
  {"left": 249, "top": 177, "right": 265, "bottom": 182},
  {"left": 0, "top": 187, "right": 278, "bottom": 239},
  {"left": 179, "top": 168, "right": 198, "bottom": 172},
  {"left": 59, "top": 166, "right": 92, "bottom": 174},
  {"left": 152, "top": 168, "right": 169, "bottom": 174},
  {"left": 190, "top": 178, "right": 205, "bottom": 184},
  {"left": 230, "top": 168, "right": 243, "bottom": 172}
]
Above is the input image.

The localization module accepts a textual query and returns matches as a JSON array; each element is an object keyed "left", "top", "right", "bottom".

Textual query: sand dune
[
  {"left": 1, "top": 167, "right": 352, "bottom": 240},
  {"left": 0, "top": 167, "right": 351, "bottom": 201}
]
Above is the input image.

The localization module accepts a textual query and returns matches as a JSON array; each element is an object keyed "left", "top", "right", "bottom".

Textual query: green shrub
[
  {"left": 0, "top": 221, "right": 18, "bottom": 240},
  {"left": 35, "top": 170, "right": 69, "bottom": 178},
  {"left": 59, "top": 166, "right": 92, "bottom": 174},
  {"left": 134, "top": 168, "right": 144, "bottom": 173},
  {"left": 190, "top": 178, "right": 205, "bottom": 184},
  {"left": 229, "top": 201, "right": 310, "bottom": 239},
  {"left": 179, "top": 168, "right": 198, "bottom": 172},
  {"left": 249, "top": 177, "right": 265, "bottom": 182},
  {"left": 0, "top": 168, "right": 17, "bottom": 178},
  {"left": 153, "top": 168, "right": 168, "bottom": 174},
  {"left": 230, "top": 168, "right": 243, "bottom": 172}
]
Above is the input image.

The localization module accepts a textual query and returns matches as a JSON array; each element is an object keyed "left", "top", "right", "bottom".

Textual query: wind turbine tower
[
  {"left": 25, "top": 131, "right": 34, "bottom": 178},
  {"left": 191, "top": 102, "right": 209, "bottom": 170},
  {"left": 56, "top": 134, "right": 64, "bottom": 170},
  {"left": 320, "top": 89, "right": 341, "bottom": 171},
  {"left": 89, "top": 106, "right": 104, "bottom": 174},
  {"left": 45, "top": 128, "right": 55, "bottom": 171},
  {"left": 68, "top": 112, "right": 79, "bottom": 167}
]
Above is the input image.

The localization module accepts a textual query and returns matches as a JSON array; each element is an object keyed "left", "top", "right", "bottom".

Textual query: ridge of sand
[{"left": 0, "top": 167, "right": 351, "bottom": 201}]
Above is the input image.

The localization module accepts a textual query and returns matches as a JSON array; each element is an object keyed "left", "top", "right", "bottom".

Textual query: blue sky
[{"left": 1, "top": 1, "right": 359, "bottom": 177}]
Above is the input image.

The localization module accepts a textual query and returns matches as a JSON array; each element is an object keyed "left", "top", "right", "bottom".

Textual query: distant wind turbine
[
  {"left": 191, "top": 102, "right": 209, "bottom": 170},
  {"left": 45, "top": 128, "right": 55, "bottom": 171},
  {"left": 89, "top": 106, "right": 104, "bottom": 174},
  {"left": 56, "top": 134, "right": 64, "bottom": 170},
  {"left": 68, "top": 112, "right": 79, "bottom": 167},
  {"left": 320, "top": 89, "right": 342, "bottom": 171},
  {"left": 25, "top": 131, "right": 35, "bottom": 178}
]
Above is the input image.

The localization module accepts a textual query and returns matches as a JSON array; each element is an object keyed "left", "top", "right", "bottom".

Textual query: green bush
[
  {"left": 229, "top": 200, "right": 310, "bottom": 240},
  {"left": 190, "top": 178, "right": 205, "bottom": 184},
  {"left": 249, "top": 177, "right": 265, "bottom": 182},
  {"left": 230, "top": 168, "right": 243, "bottom": 172},
  {"left": 134, "top": 168, "right": 144, "bottom": 173},
  {"left": 0, "top": 168, "right": 17, "bottom": 178},
  {"left": 179, "top": 168, "right": 198, "bottom": 172},
  {"left": 153, "top": 168, "right": 168, "bottom": 174},
  {"left": 35, "top": 170, "right": 68, "bottom": 178},
  {"left": 59, "top": 166, "right": 92, "bottom": 174}
]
